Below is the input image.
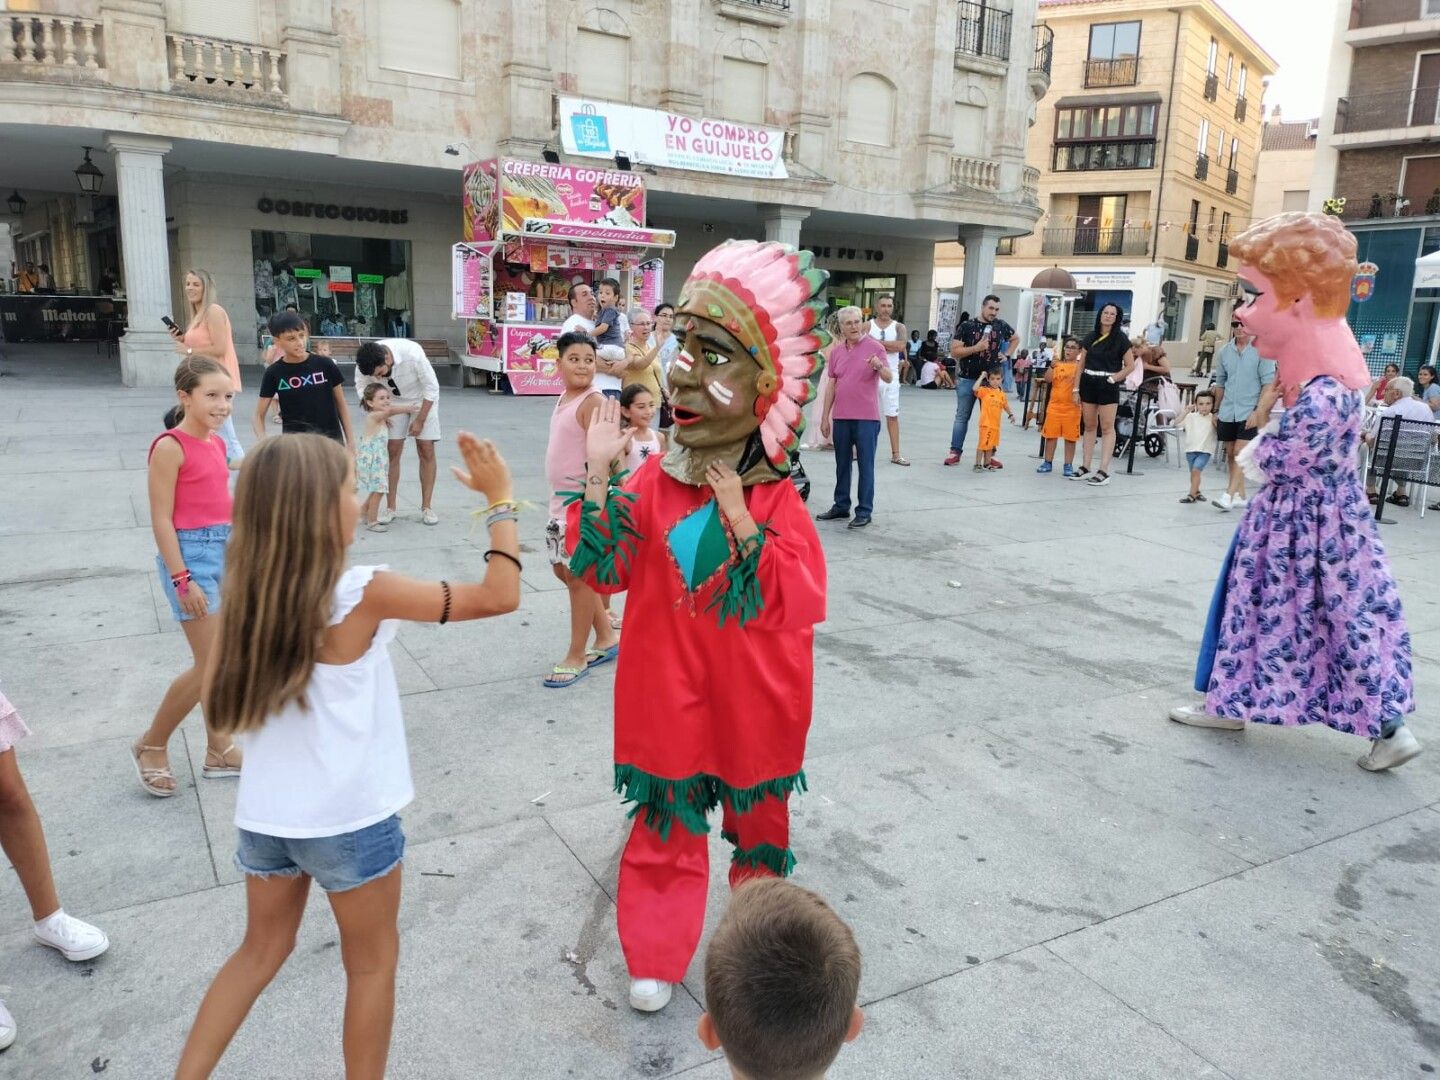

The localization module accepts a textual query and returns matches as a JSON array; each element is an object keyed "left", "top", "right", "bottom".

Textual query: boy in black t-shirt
[{"left": 253, "top": 311, "right": 354, "bottom": 445}]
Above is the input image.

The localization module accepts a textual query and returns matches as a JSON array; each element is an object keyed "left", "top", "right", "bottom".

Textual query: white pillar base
[
  {"left": 761, "top": 206, "right": 811, "bottom": 249},
  {"left": 119, "top": 329, "right": 181, "bottom": 387}
]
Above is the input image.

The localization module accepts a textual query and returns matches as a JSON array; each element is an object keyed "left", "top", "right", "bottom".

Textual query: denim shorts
[
  {"left": 1186, "top": 451, "right": 1212, "bottom": 472},
  {"left": 235, "top": 813, "right": 405, "bottom": 893},
  {"left": 156, "top": 524, "right": 230, "bottom": 622}
]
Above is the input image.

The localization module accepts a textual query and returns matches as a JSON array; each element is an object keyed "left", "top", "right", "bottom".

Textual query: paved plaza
[{"left": 1, "top": 348, "right": 1438, "bottom": 1079}]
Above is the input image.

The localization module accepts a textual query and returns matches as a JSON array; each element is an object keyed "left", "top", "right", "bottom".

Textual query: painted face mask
[{"left": 664, "top": 241, "right": 830, "bottom": 487}]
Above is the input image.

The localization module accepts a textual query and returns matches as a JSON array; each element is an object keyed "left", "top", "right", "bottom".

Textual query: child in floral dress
[{"left": 356, "top": 383, "right": 418, "bottom": 533}]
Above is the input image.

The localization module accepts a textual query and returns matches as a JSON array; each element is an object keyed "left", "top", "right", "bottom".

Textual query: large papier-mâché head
[
  {"left": 1229, "top": 212, "right": 1370, "bottom": 400},
  {"left": 664, "top": 240, "right": 829, "bottom": 487}
]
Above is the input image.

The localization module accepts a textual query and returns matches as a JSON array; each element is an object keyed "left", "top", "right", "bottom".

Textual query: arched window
[{"left": 845, "top": 73, "right": 897, "bottom": 147}]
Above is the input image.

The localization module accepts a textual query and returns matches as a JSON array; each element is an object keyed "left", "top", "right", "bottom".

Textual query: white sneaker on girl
[
  {"left": 33, "top": 910, "right": 109, "bottom": 962},
  {"left": 0, "top": 999, "right": 15, "bottom": 1050}
]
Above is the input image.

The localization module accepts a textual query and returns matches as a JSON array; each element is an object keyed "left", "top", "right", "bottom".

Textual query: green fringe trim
[
  {"left": 706, "top": 523, "right": 772, "bottom": 629},
  {"left": 614, "top": 763, "right": 807, "bottom": 842},
  {"left": 730, "top": 841, "right": 797, "bottom": 878},
  {"left": 562, "top": 473, "right": 643, "bottom": 587}
]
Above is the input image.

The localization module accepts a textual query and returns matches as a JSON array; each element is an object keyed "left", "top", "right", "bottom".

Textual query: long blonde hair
[
  {"left": 206, "top": 434, "right": 351, "bottom": 735},
  {"left": 184, "top": 268, "right": 219, "bottom": 327}
]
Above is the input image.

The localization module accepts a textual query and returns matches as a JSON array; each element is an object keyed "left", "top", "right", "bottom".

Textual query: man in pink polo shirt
[{"left": 817, "top": 305, "right": 893, "bottom": 529}]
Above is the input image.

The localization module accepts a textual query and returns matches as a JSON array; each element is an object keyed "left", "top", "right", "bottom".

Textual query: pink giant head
[
  {"left": 668, "top": 240, "right": 829, "bottom": 481},
  {"left": 1229, "top": 212, "right": 1371, "bottom": 400}
]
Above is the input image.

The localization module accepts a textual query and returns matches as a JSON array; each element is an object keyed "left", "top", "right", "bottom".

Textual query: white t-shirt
[
  {"left": 920, "top": 360, "right": 941, "bottom": 385},
  {"left": 234, "top": 565, "right": 413, "bottom": 838},
  {"left": 1379, "top": 397, "right": 1437, "bottom": 425},
  {"left": 1180, "top": 412, "right": 1218, "bottom": 455},
  {"left": 561, "top": 312, "right": 620, "bottom": 393}
]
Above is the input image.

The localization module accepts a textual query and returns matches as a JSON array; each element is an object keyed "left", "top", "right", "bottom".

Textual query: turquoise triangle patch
[{"left": 667, "top": 501, "right": 731, "bottom": 592}]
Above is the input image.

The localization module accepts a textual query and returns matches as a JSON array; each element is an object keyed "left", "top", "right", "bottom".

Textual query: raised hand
[
  {"left": 451, "top": 432, "right": 513, "bottom": 503},
  {"left": 586, "top": 395, "right": 633, "bottom": 468}
]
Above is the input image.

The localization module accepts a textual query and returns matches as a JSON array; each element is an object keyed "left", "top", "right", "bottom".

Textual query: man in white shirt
[
  {"left": 561, "top": 283, "right": 626, "bottom": 396},
  {"left": 864, "top": 294, "right": 909, "bottom": 466},
  {"left": 355, "top": 339, "right": 443, "bottom": 525},
  {"left": 1143, "top": 315, "right": 1166, "bottom": 348},
  {"left": 1365, "top": 376, "right": 1438, "bottom": 506}
]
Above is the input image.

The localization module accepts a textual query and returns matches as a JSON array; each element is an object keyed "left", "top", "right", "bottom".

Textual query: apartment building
[
  {"left": 937, "top": 0, "right": 1274, "bottom": 364},
  {"left": 1, "top": 0, "right": 1048, "bottom": 386},
  {"left": 1311, "top": 0, "right": 1440, "bottom": 374},
  {"left": 1251, "top": 107, "right": 1318, "bottom": 222}
]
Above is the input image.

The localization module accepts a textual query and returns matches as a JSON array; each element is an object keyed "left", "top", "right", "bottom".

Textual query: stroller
[{"left": 1114, "top": 378, "right": 1181, "bottom": 462}]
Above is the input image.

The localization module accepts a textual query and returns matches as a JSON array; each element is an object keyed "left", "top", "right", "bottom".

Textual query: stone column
[
  {"left": 958, "top": 224, "right": 1003, "bottom": 319},
  {"left": 660, "top": 0, "right": 704, "bottom": 114},
  {"left": 761, "top": 206, "right": 810, "bottom": 249},
  {"left": 105, "top": 133, "right": 174, "bottom": 387}
]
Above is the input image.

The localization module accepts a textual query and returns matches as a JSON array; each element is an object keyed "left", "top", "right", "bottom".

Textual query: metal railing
[
  {"left": 1204, "top": 73, "right": 1219, "bottom": 101},
  {"left": 1234, "top": 95, "right": 1248, "bottom": 122},
  {"left": 1337, "top": 86, "right": 1440, "bottom": 133},
  {"left": 1225, "top": 167, "right": 1239, "bottom": 194},
  {"left": 951, "top": 154, "right": 1000, "bottom": 191},
  {"left": 722, "top": 0, "right": 792, "bottom": 9},
  {"left": 168, "top": 33, "right": 285, "bottom": 99},
  {"left": 1195, "top": 152, "right": 1210, "bottom": 180},
  {"left": 1185, "top": 234, "right": 1200, "bottom": 261},
  {"left": 1041, "top": 227, "right": 1151, "bottom": 257},
  {"left": 1, "top": 14, "right": 103, "bottom": 72},
  {"left": 956, "top": 1, "right": 1012, "bottom": 62},
  {"left": 1084, "top": 56, "right": 1138, "bottom": 88},
  {"left": 1217, "top": 241, "right": 1230, "bottom": 269},
  {"left": 1351, "top": 0, "right": 1440, "bottom": 30},
  {"left": 1032, "top": 25, "right": 1054, "bottom": 77}
]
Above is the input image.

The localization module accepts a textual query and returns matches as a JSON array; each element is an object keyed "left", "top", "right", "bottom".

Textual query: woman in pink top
[
  {"left": 543, "top": 331, "right": 619, "bottom": 688},
  {"left": 131, "top": 357, "right": 244, "bottom": 798},
  {"left": 817, "top": 305, "right": 893, "bottom": 528},
  {"left": 171, "top": 269, "right": 245, "bottom": 466}
]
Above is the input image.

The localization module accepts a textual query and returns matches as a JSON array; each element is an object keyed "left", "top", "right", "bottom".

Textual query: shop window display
[{"left": 251, "top": 231, "right": 412, "bottom": 344}]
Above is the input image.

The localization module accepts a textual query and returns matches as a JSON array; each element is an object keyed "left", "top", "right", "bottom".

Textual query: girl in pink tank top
[
  {"left": 543, "top": 331, "right": 619, "bottom": 689},
  {"left": 131, "top": 357, "right": 243, "bottom": 800}
]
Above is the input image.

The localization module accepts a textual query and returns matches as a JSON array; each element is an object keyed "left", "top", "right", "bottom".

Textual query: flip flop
[
  {"left": 543, "top": 664, "right": 590, "bottom": 689},
  {"left": 586, "top": 644, "right": 619, "bottom": 668}
]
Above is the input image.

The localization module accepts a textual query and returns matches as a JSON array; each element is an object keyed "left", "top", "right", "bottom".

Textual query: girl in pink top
[
  {"left": 171, "top": 269, "right": 245, "bottom": 466},
  {"left": 131, "top": 357, "right": 243, "bottom": 799},
  {"left": 543, "top": 331, "right": 619, "bottom": 688}
]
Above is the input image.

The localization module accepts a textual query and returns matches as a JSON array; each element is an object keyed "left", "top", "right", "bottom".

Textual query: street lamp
[
  {"left": 6, "top": 190, "right": 25, "bottom": 215},
  {"left": 73, "top": 147, "right": 104, "bottom": 194}
]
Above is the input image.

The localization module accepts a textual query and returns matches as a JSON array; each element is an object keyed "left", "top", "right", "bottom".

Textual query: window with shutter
[
  {"left": 172, "top": 0, "right": 259, "bottom": 43},
  {"left": 845, "top": 73, "right": 896, "bottom": 147},
  {"left": 953, "top": 103, "right": 985, "bottom": 156},
  {"left": 721, "top": 58, "right": 767, "bottom": 125},
  {"left": 378, "top": 0, "right": 460, "bottom": 79},
  {"left": 575, "top": 28, "right": 630, "bottom": 102}
]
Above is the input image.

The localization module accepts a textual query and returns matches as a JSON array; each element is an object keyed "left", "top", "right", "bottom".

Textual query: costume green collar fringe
[
  {"left": 614, "top": 764, "right": 808, "bottom": 841},
  {"left": 721, "top": 834, "right": 798, "bottom": 877}
]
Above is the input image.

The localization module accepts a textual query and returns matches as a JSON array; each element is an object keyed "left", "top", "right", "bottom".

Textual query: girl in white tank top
[{"left": 620, "top": 384, "right": 667, "bottom": 475}]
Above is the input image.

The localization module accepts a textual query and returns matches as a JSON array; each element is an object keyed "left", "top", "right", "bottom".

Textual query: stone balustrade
[
  {"left": 2, "top": 14, "right": 103, "bottom": 74},
  {"left": 167, "top": 33, "right": 285, "bottom": 101},
  {"left": 951, "top": 155, "right": 1000, "bottom": 192},
  {"left": 1022, "top": 166, "right": 1040, "bottom": 203}
]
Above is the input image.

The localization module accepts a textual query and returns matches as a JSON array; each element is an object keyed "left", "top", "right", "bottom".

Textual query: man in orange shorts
[
  {"left": 972, "top": 365, "right": 1015, "bottom": 471},
  {"left": 1037, "top": 336, "right": 1082, "bottom": 476}
]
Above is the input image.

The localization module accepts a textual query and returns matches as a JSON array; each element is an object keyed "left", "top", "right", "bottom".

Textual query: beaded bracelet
[
  {"left": 438, "top": 580, "right": 452, "bottom": 625},
  {"left": 484, "top": 549, "right": 523, "bottom": 571},
  {"left": 485, "top": 511, "right": 519, "bottom": 528},
  {"left": 170, "top": 569, "right": 192, "bottom": 598}
]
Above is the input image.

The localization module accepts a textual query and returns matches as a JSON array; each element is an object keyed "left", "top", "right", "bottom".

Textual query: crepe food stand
[{"left": 456, "top": 158, "right": 675, "bottom": 394}]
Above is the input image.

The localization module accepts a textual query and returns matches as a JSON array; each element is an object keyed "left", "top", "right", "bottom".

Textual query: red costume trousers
[{"left": 616, "top": 794, "right": 791, "bottom": 982}]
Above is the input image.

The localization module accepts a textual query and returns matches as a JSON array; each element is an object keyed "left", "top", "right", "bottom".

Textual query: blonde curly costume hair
[{"left": 1228, "top": 212, "right": 1357, "bottom": 318}]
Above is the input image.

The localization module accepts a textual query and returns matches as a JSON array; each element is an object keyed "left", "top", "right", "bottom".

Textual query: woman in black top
[{"left": 1071, "top": 303, "right": 1136, "bottom": 486}]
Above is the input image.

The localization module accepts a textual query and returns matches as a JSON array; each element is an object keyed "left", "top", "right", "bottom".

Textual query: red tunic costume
[{"left": 567, "top": 238, "right": 831, "bottom": 984}]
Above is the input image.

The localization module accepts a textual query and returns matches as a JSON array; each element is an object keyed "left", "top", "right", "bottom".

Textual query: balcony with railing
[
  {"left": 1084, "top": 56, "right": 1138, "bottom": 89},
  {"left": 715, "top": 0, "right": 792, "bottom": 26},
  {"left": 1217, "top": 241, "right": 1230, "bottom": 269},
  {"left": 1185, "top": 234, "right": 1200, "bottom": 262},
  {"left": 1032, "top": 24, "right": 1054, "bottom": 78},
  {"left": 1234, "top": 95, "right": 1248, "bottom": 122},
  {"left": 1022, "top": 166, "right": 1040, "bottom": 205},
  {"left": 956, "top": 1, "right": 1012, "bottom": 65},
  {"left": 1195, "top": 153, "right": 1210, "bottom": 181},
  {"left": 1336, "top": 86, "right": 1440, "bottom": 145},
  {"left": 1225, "top": 168, "right": 1239, "bottom": 195},
  {"left": 167, "top": 33, "right": 286, "bottom": 103},
  {"left": 1041, "top": 227, "right": 1151, "bottom": 258},
  {"left": 1350, "top": 0, "right": 1440, "bottom": 32},
  {"left": 1203, "top": 73, "right": 1219, "bottom": 102},
  {"left": 951, "top": 154, "right": 1001, "bottom": 193},
  {"left": 0, "top": 13, "right": 104, "bottom": 82}
]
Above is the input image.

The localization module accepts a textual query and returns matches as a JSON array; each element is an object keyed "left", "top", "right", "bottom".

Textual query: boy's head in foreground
[{"left": 700, "top": 879, "right": 863, "bottom": 1080}]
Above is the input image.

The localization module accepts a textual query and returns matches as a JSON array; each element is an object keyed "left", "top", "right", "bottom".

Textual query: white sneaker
[
  {"left": 629, "top": 978, "right": 673, "bottom": 1013},
  {"left": 0, "top": 999, "right": 14, "bottom": 1051},
  {"left": 422, "top": 507, "right": 439, "bottom": 526},
  {"left": 1168, "top": 705, "right": 1245, "bottom": 731},
  {"left": 33, "top": 910, "right": 109, "bottom": 962},
  {"left": 377, "top": 506, "right": 395, "bottom": 524},
  {"left": 1211, "top": 492, "right": 1233, "bottom": 511},
  {"left": 366, "top": 521, "right": 389, "bottom": 533},
  {"left": 1358, "top": 726, "right": 1422, "bottom": 772},
  {"left": 1231, "top": 495, "right": 1247, "bottom": 509}
]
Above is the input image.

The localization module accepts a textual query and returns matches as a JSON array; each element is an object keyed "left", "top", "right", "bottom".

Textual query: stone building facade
[{"left": 2, "top": 0, "right": 1048, "bottom": 385}]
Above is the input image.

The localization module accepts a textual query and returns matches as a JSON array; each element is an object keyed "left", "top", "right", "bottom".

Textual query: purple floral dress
[{"left": 1203, "top": 376, "right": 1413, "bottom": 737}]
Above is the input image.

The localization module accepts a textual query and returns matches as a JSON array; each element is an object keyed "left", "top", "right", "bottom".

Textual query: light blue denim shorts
[
  {"left": 1186, "top": 451, "right": 1212, "bottom": 473},
  {"left": 155, "top": 524, "right": 230, "bottom": 622},
  {"left": 235, "top": 814, "right": 405, "bottom": 893}
]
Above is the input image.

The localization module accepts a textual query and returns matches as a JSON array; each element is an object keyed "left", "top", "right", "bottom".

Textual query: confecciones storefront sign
[{"left": 257, "top": 198, "right": 409, "bottom": 224}]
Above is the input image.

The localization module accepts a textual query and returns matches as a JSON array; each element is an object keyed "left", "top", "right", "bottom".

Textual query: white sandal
[
  {"left": 202, "top": 744, "right": 242, "bottom": 778},
  {"left": 130, "top": 742, "right": 178, "bottom": 798}
]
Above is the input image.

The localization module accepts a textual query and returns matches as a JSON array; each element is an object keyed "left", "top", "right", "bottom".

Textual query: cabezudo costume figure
[
  {"left": 1170, "top": 212, "right": 1419, "bottom": 771},
  {"left": 566, "top": 240, "right": 830, "bottom": 1013}
]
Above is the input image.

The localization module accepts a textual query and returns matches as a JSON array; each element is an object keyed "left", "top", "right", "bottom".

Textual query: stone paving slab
[{"left": 0, "top": 349, "right": 1435, "bottom": 1078}]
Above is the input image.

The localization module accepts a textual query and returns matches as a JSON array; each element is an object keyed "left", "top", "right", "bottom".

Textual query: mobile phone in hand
[{"left": 161, "top": 315, "right": 180, "bottom": 336}]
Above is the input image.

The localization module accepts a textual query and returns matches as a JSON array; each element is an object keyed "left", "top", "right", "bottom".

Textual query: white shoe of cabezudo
[
  {"left": 1168, "top": 705, "right": 1245, "bottom": 731},
  {"left": 1358, "top": 726, "right": 1422, "bottom": 772},
  {"left": 629, "top": 978, "right": 673, "bottom": 1012}
]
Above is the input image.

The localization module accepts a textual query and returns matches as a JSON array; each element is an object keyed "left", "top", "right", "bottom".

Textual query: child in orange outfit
[
  {"left": 1038, "top": 336, "right": 1083, "bottom": 476},
  {"left": 973, "top": 366, "right": 1016, "bottom": 471}
]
